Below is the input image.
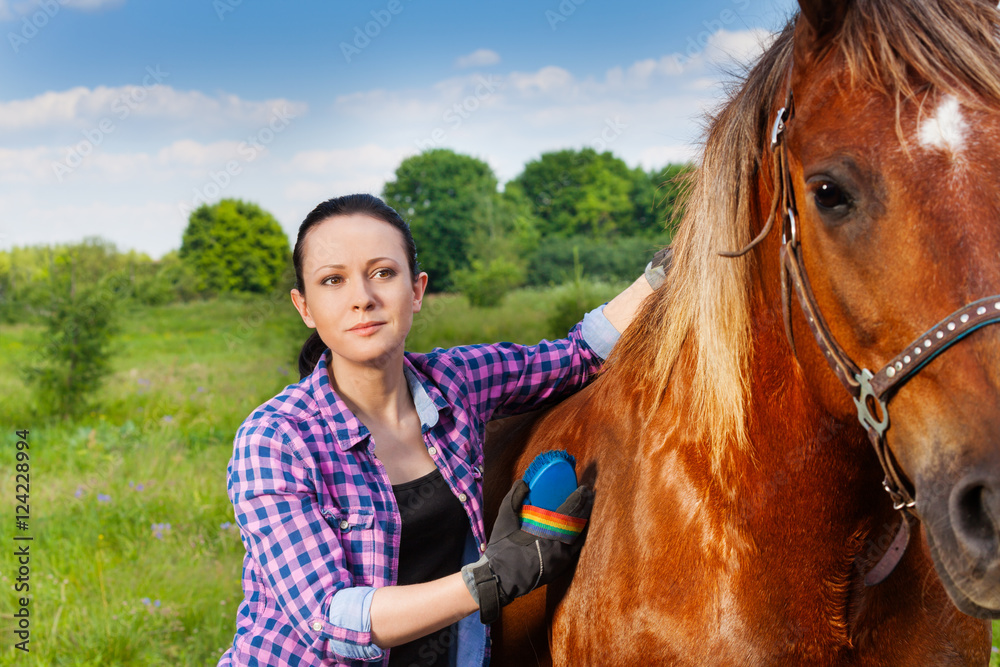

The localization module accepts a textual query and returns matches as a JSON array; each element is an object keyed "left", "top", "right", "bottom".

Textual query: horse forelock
[{"left": 837, "top": 0, "right": 1000, "bottom": 110}]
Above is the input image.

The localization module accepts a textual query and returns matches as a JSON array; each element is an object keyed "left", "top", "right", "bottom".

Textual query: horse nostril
[{"left": 950, "top": 479, "right": 999, "bottom": 561}]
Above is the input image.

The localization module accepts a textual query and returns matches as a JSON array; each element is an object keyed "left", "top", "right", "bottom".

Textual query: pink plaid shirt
[{"left": 218, "top": 307, "right": 619, "bottom": 666}]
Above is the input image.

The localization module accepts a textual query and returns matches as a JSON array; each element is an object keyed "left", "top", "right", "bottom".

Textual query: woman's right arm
[
  {"left": 369, "top": 573, "right": 477, "bottom": 648},
  {"left": 229, "top": 418, "right": 385, "bottom": 663}
]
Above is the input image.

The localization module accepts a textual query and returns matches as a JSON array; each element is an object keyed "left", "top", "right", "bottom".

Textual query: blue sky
[{"left": 0, "top": 0, "right": 797, "bottom": 257}]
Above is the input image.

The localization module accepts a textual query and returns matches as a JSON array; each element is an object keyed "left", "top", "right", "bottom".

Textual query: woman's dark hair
[{"left": 295, "top": 194, "right": 420, "bottom": 378}]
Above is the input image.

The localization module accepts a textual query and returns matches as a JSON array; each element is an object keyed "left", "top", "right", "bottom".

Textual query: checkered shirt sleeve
[{"left": 442, "top": 316, "right": 608, "bottom": 422}]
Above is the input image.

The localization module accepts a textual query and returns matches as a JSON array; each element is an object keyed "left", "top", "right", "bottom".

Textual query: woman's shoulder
[{"left": 237, "top": 376, "right": 323, "bottom": 438}]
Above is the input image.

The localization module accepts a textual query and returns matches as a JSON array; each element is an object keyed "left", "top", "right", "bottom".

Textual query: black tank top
[{"left": 388, "top": 468, "right": 468, "bottom": 667}]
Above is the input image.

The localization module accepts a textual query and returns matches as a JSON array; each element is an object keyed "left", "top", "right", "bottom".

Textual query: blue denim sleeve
[
  {"left": 327, "top": 587, "right": 383, "bottom": 661},
  {"left": 581, "top": 304, "right": 621, "bottom": 360}
]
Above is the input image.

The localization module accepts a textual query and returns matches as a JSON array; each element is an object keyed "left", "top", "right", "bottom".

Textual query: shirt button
[
  {"left": 339, "top": 520, "right": 349, "bottom": 530},
  {"left": 427, "top": 446, "right": 437, "bottom": 456},
  {"left": 480, "top": 543, "right": 487, "bottom": 552},
  {"left": 458, "top": 493, "right": 468, "bottom": 502},
  {"left": 311, "top": 621, "right": 323, "bottom": 631}
]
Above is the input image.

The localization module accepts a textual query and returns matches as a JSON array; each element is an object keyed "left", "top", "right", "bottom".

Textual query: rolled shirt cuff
[
  {"left": 581, "top": 303, "right": 621, "bottom": 360},
  {"left": 326, "top": 587, "right": 383, "bottom": 661}
]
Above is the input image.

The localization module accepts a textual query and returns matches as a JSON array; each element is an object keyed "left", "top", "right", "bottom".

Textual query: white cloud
[
  {"left": 455, "top": 48, "right": 500, "bottom": 69},
  {"left": 0, "top": 84, "right": 307, "bottom": 130},
  {"left": 155, "top": 140, "right": 244, "bottom": 168},
  {"left": 638, "top": 145, "right": 699, "bottom": 169},
  {"left": 702, "top": 28, "right": 774, "bottom": 69},
  {"left": 287, "top": 144, "right": 410, "bottom": 176},
  {"left": 1, "top": 198, "right": 186, "bottom": 258},
  {"left": 507, "top": 66, "right": 575, "bottom": 97}
]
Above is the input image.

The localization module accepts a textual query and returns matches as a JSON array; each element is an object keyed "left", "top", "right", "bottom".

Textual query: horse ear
[
  {"left": 792, "top": 0, "right": 850, "bottom": 78},
  {"left": 797, "top": 0, "right": 849, "bottom": 41}
]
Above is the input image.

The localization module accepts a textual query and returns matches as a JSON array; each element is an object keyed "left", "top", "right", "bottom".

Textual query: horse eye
[{"left": 813, "top": 181, "right": 850, "bottom": 211}]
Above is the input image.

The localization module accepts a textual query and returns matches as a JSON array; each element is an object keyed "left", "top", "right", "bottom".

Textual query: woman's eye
[
  {"left": 373, "top": 268, "right": 395, "bottom": 279},
  {"left": 813, "top": 181, "right": 850, "bottom": 211},
  {"left": 322, "top": 275, "right": 342, "bottom": 285}
]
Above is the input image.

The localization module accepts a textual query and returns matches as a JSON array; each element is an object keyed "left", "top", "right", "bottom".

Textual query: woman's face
[{"left": 291, "top": 213, "right": 428, "bottom": 370}]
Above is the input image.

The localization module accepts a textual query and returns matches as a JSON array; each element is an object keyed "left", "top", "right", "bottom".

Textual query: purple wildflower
[{"left": 97, "top": 494, "right": 111, "bottom": 503}]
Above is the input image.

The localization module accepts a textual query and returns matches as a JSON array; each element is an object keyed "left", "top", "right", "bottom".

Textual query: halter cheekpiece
[{"left": 726, "top": 73, "right": 1000, "bottom": 585}]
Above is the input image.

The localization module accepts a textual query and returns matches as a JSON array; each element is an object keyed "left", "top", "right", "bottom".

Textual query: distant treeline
[{"left": 0, "top": 147, "right": 689, "bottom": 319}]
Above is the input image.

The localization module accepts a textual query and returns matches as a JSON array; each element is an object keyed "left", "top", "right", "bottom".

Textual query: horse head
[{"left": 780, "top": 0, "right": 1000, "bottom": 618}]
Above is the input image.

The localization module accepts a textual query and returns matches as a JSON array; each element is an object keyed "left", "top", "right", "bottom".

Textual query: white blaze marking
[{"left": 918, "top": 95, "right": 968, "bottom": 155}]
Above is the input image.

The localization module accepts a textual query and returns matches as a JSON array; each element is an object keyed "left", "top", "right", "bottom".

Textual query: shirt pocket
[{"left": 322, "top": 507, "right": 376, "bottom": 586}]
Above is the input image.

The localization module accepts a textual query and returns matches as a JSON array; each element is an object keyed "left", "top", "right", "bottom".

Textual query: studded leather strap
[{"left": 870, "top": 296, "right": 1000, "bottom": 398}]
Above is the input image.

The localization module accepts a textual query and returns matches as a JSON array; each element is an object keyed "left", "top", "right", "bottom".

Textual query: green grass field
[{"left": 0, "top": 287, "right": 998, "bottom": 665}]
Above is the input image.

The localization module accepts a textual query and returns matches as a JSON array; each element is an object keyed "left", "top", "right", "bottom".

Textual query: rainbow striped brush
[{"left": 520, "top": 450, "right": 587, "bottom": 543}]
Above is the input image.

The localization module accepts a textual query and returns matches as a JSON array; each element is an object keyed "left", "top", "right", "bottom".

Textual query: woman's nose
[{"left": 351, "top": 280, "right": 376, "bottom": 310}]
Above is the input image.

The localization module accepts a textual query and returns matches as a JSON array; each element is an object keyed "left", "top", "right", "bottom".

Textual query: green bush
[
  {"left": 452, "top": 257, "right": 525, "bottom": 308},
  {"left": 22, "top": 279, "right": 121, "bottom": 418},
  {"left": 546, "top": 279, "right": 614, "bottom": 338}
]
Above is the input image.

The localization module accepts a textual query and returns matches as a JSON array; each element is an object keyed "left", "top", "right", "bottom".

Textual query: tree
[
  {"left": 179, "top": 199, "right": 290, "bottom": 295},
  {"left": 510, "top": 148, "right": 636, "bottom": 238},
  {"left": 511, "top": 150, "right": 694, "bottom": 239},
  {"left": 383, "top": 149, "right": 507, "bottom": 292},
  {"left": 23, "top": 274, "right": 122, "bottom": 418},
  {"left": 634, "top": 163, "right": 694, "bottom": 235}
]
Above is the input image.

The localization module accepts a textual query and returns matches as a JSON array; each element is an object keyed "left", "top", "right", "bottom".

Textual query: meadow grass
[{"left": 1, "top": 286, "right": 998, "bottom": 665}]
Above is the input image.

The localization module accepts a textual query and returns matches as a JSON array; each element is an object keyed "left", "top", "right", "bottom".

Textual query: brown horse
[{"left": 485, "top": 0, "right": 1000, "bottom": 663}]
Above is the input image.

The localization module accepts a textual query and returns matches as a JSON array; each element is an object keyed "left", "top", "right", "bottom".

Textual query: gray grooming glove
[{"left": 644, "top": 246, "right": 674, "bottom": 289}]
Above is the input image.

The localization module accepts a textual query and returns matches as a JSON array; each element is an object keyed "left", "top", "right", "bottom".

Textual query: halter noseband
[{"left": 727, "top": 83, "right": 1000, "bottom": 583}]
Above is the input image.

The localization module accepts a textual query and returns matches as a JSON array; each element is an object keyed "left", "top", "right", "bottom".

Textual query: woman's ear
[
  {"left": 290, "top": 289, "right": 316, "bottom": 328},
  {"left": 412, "top": 272, "right": 429, "bottom": 313}
]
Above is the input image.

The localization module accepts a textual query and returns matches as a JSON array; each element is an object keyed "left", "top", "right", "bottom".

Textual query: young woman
[{"left": 218, "top": 194, "right": 657, "bottom": 667}]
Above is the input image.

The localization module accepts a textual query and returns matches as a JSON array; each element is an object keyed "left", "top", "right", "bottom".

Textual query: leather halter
[{"left": 725, "top": 83, "right": 1000, "bottom": 584}]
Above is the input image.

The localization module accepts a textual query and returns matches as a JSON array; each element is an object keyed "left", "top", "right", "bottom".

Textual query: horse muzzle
[{"left": 919, "top": 465, "right": 1000, "bottom": 618}]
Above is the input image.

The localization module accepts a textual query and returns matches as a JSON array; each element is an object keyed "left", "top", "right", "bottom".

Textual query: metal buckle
[
  {"left": 882, "top": 479, "right": 917, "bottom": 510},
  {"left": 854, "top": 369, "right": 890, "bottom": 436},
  {"left": 770, "top": 107, "right": 787, "bottom": 149}
]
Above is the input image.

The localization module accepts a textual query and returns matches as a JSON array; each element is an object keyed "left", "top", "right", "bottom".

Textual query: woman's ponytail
[{"left": 298, "top": 331, "right": 327, "bottom": 379}]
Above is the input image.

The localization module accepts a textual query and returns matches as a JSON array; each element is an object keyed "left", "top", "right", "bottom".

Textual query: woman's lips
[{"left": 348, "top": 321, "right": 385, "bottom": 337}]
